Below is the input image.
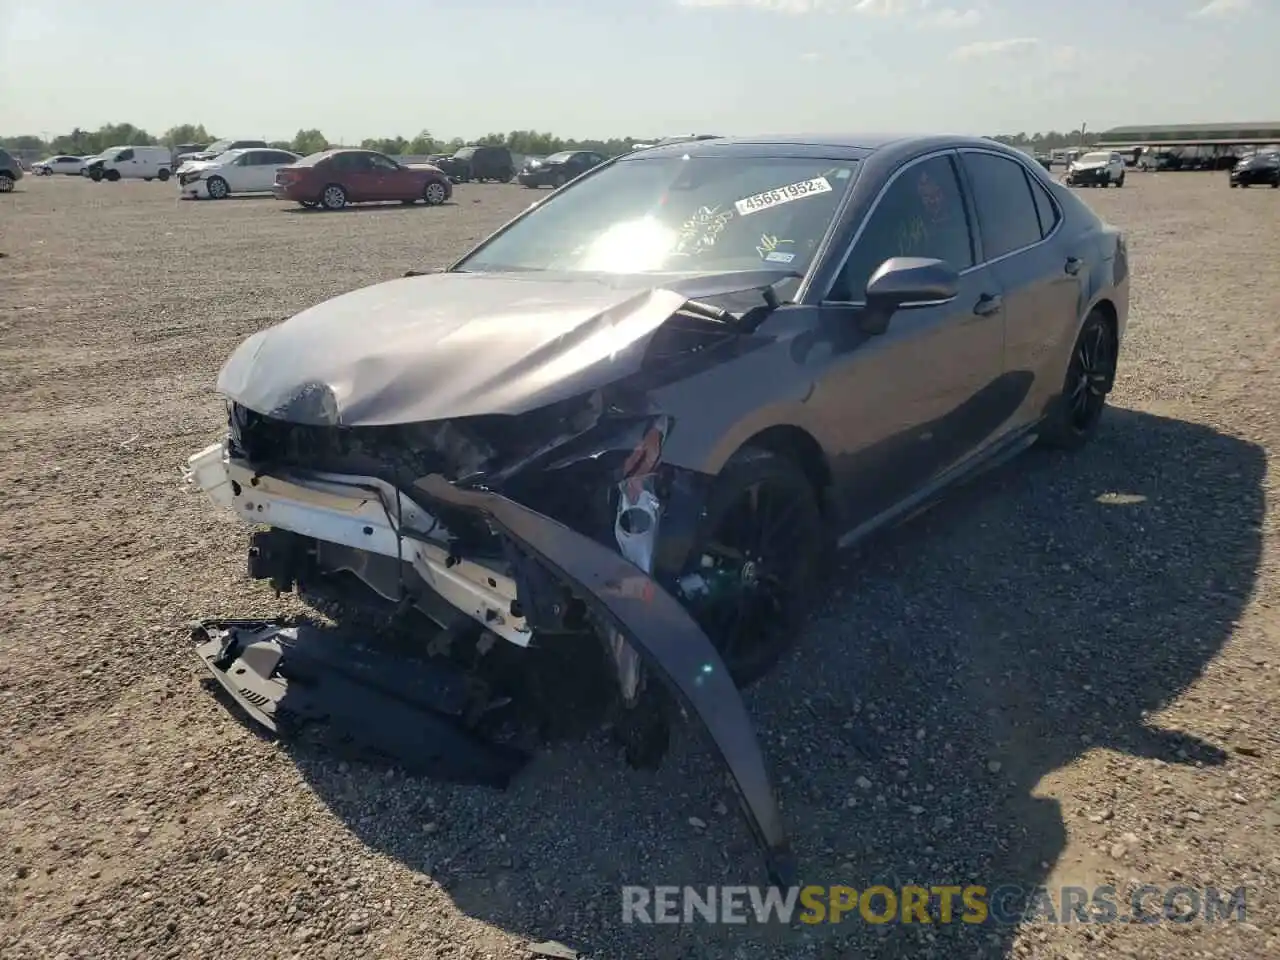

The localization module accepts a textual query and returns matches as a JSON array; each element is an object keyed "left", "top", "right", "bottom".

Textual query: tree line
[{"left": 2, "top": 123, "right": 1099, "bottom": 160}]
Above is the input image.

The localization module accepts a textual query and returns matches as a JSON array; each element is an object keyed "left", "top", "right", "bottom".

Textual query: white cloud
[
  {"left": 949, "top": 37, "right": 1040, "bottom": 61},
  {"left": 674, "top": 0, "right": 982, "bottom": 23},
  {"left": 926, "top": 7, "right": 981, "bottom": 27},
  {"left": 1190, "top": 0, "right": 1251, "bottom": 16}
]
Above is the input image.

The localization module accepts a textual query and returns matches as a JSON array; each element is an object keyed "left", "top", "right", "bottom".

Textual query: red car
[{"left": 273, "top": 149, "right": 453, "bottom": 210}]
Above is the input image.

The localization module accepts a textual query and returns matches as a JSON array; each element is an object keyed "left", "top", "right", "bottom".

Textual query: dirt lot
[{"left": 1, "top": 171, "right": 1278, "bottom": 960}]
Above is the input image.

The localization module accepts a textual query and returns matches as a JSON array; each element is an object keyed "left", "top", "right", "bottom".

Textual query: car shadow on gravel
[
  {"left": 278, "top": 405, "right": 1262, "bottom": 960},
  {"left": 279, "top": 202, "right": 458, "bottom": 215}
]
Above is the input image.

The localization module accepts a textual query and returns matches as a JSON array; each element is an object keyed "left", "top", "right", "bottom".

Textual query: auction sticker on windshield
[{"left": 734, "top": 177, "right": 833, "bottom": 216}]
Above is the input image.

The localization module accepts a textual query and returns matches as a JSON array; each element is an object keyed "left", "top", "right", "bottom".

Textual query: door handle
[
  {"left": 1064, "top": 256, "right": 1082, "bottom": 275},
  {"left": 973, "top": 293, "right": 1003, "bottom": 317}
]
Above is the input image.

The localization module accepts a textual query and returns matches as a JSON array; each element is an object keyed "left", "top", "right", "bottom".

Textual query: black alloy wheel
[
  {"left": 679, "top": 449, "right": 823, "bottom": 686},
  {"left": 1041, "top": 309, "right": 1117, "bottom": 450}
]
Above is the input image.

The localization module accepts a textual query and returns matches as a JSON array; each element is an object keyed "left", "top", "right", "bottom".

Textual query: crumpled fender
[{"left": 414, "top": 473, "right": 795, "bottom": 885}]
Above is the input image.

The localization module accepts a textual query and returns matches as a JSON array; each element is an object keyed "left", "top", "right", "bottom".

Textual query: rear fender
[{"left": 414, "top": 474, "right": 794, "bottom": 884}]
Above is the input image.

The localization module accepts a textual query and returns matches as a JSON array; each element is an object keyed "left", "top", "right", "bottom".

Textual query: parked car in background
[
  {"left": 272, "top": 149, "right": 453, "bottom": 210},
  {"left": 517, "top": 149, "right": 607, "bottom": 188},
  {"left": 170, "top": 143, "right": 207, "bottom": 169},
  {"left": 85, "top": 145, "right": 173, "bottom": 182},
  {"left": 0, "top": 148, "right": 24, "bottom": 192},
  {"left": 1066, "top": 151, "right": 1125, "bottom": 187},
  {"left": 1229, "top": 151, "right": 1280, "bottom": 188},
  {"left": 432, "top": 145, "right": 515, "bottom": 183},
  {"left": 177, "top": 139, "right": 269, "bottom": 169},
  {"left": 32, "top": 155, "right": 85, "bottom": 176},
  {"left": 178, "top": 147, "right": 302, "bottom": 199}
]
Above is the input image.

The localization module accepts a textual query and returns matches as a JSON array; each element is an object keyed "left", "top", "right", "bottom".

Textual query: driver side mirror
[{"left": 860, "top": 256, "right": 960, "bottom": 335}]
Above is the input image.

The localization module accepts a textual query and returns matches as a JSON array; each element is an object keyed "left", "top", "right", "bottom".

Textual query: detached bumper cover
[
  {"left": 187, "top": 446, "right": 793, "bottom": 883},
  {"left": 413, "top": 474, "right": 794, "bottom": 885}
]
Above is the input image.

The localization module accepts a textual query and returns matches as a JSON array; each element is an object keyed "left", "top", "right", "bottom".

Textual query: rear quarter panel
[{"left": 1034, "top": 182, "right": 1129, "bottom": 414}]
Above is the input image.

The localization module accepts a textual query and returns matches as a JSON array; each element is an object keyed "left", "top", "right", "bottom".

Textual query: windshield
[
  {"left": 456, "top": 155, "right": 859, "bottom": 276},
  {"left": 204, "top": 140, "right": 233, "bottom": 154},
  {"left": 544, "top": 151, "right": 575, "bottom": 163},
  {"left": 213, "top": 150, "right": 244, "bottom": 164},
  {"left": 1080, "top": 152, "right": 1110, "bottom": 163}
]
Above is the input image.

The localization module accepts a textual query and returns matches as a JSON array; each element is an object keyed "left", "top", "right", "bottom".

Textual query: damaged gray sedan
[{"left": 186, "top": 134, "right": 1129, "bottom": 883}]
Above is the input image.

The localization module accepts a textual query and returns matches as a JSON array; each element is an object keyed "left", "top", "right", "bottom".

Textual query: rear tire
[
  {"left": 1039, "top": 309, "right": 1117, "bottom": 451},
  {"left": 678, "top": 448, "right": 823, "bottom": 686},
  {"left": 0, "top": 174, "right": 13, "bottom": 193},
  {"left": 1114, "top": 172, "right": 1125, "bottom": 187},
  {"left": 157, "top": 168, "right": 171, "bottom": 182},
  {"left": 320, "top": 183, "right": 347, "bottom": 210}
]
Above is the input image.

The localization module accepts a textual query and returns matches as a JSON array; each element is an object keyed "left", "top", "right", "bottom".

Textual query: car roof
[{"left": 619, "top": 133, "right": 1010, "bottom": 162}]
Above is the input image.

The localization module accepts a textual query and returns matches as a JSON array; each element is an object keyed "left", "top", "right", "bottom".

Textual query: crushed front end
[{"left": 186, "top": 391, "right": 794, "bottom": 883}]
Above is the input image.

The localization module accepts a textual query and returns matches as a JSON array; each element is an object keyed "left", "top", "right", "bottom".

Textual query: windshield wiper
[{"left": 678, "top": 270, "right": 801, "bottom": 333}]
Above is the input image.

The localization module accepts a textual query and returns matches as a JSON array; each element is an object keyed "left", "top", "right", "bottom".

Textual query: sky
[{"left": 1, "top": 0, "right": 1277, "bottom": 142}]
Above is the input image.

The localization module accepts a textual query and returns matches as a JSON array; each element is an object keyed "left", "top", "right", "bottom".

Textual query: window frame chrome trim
[
  {"left": 818, "top": 148, "right": 981, "bottom": 306},
  {"left": 819, "top": 145, "right": 1066, "bottom": 306}
]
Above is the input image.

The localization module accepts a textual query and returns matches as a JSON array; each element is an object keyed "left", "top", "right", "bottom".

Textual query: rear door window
[
  {"left": 1026, "top": 173, "right": 1060, "bottom": 238},
  {"left": 960, "top": 152, "right": 1044, "bottom": 260}
]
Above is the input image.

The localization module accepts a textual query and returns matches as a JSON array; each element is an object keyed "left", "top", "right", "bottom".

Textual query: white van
[{"left": 88, "top": 145, "right": 173, "bottom": 182}]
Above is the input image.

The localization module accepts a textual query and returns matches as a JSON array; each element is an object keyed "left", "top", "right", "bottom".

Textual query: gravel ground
[{"left": 1, "top": 171, "right": 1277, "bottom": 960}]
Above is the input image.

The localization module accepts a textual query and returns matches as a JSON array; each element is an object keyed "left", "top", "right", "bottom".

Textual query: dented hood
[{"left": 216, "top": 272, "right": 692, "bottom": 426}]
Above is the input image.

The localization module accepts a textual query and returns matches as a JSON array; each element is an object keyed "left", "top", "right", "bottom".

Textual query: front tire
[
  {"left": 422, "top": 180, "right": 448, "bottom": 205},
  {"left": 320, "top": 184, "right": 347, "bottom": 210},
  {"left": 678, "top": 448, "right": 823, "bottom": 686},
  {"left": 206, "top": 176, "right": 229, "bottom": 200},
  {"left": 1039, "top": 309, "right": 1117, "bottom": 451},
  {"left": 1114, "top": 172, "right": 1125, "bottom": 187},
  {"left": 90, "top": 168, "right": 103, "bottom": 182}
]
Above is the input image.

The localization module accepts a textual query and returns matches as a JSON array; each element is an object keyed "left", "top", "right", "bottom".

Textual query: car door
[
  {"left": 262, "top": 152, "right": 297, "bottom": 192},
  {"left": 340, "top": 153, "right": 378, "bottom": 201},
  {"left": 366, "top": 153, "right": 406, "bottom": 199},
  {"left": 114, "top": 147, "right": 135, "bottom": 176},
  {"left": 233, "top": 151, "right": 262, "bottom": 192},
  {"left": 250, "top": 151, "right": 281, "bottom": 192},
  {"left": 818, "top": 151, "right": 1006, "bottom": 524},
  {"left": 957, "top": 149, "right": 1082, "bottom": 433}
]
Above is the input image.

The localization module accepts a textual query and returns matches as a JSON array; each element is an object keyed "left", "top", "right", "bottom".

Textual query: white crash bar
[{"left": 185, "top": 442, "right": 532, "bottom": 646}]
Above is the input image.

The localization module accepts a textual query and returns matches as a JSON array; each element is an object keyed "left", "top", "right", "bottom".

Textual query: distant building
[{"left": 1097, "top": 122, "right": 1280, "bottom": 147}]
